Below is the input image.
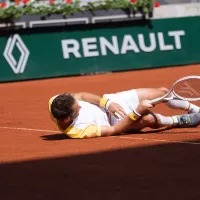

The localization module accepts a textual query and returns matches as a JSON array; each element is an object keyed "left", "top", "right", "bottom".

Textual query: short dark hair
[{"left": 51, "top": 93, "right": 75, "bottom": 120}]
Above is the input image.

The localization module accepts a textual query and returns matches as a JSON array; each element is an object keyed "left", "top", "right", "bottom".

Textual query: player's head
[{"left": 51, "top": 93, "right": 81, "bottom": 122}]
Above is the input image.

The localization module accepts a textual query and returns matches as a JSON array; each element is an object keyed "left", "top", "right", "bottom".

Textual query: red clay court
[{"left": 0, "top": 64, "right": 200, "bottom": 200}]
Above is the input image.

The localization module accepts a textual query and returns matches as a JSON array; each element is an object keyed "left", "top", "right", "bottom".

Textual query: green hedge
[{"left": 0, "top": 0, "right": 153, "bottom": 20}]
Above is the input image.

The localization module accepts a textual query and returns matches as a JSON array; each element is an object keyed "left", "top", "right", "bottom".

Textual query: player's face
[{"left": 71, "top": 100, "right": 81, "bottom": 120}]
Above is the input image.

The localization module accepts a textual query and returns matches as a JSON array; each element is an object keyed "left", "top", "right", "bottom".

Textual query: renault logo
[{"left": 3, "top": 34, "right": 29, "bottom": 74}]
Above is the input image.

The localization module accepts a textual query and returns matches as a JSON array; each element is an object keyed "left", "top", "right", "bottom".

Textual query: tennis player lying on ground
[{"left": 48, "top": 87, "right": 200, "bottom": 139}]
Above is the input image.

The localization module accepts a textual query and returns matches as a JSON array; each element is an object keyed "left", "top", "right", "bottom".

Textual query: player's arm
[
  {"left": 73, "top": 92, "right": 102, "bottom": 105},
  {"left": 66, "top": 100, "right": 152, "bottom": 139},
  {"left": 100, "top": 116, "right": 134, "bottom": 137},
  {"left": 73, "top": 92, "right": 127, "bottom": 118},
  {"left": 68, "top": 115, "right": 140, "bottom": 139},
  {"left": 100, "top": 100, "right": 153, "bottom": 137},
  {"left": 78, "top": 116, "right": 136, "bottom": 139}
]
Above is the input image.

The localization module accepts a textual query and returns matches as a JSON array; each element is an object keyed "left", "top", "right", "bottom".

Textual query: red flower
[
  {"left": 49, "top": 0, "right": 54, "bottom": 4},
  {"left": 65, "top": 0, "right": 72, "bottom": 4},
  {"left": 154, "top": 1, "right": 160, "bottom": 7},
  {"left": 130, "top": 0, "right": 136, "bottom": 2},
  {"left": 0, "top": 2, "right": 6, "bottom": 8},
  {"left": 15, "top": 0, "right": 20, "bottom": 5},
  {"left": 23, "top": 0, "right": 29, "bottom": 4}
]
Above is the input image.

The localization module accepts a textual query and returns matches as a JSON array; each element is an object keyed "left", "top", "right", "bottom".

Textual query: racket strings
[{"left": 173, "top": 78, "right": 200, "bottom": 99}]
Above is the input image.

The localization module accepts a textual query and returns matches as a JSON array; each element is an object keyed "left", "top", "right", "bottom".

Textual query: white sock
[
  {"left": 156, "top": 114, "right": 179, "bottom": 127},
  {"left": 187, "top": 103, "right": 200, "bottom": 113},
  {"left": 166, "top": 94, "right": 200, "bottom": 113},
  {"left": 156, "top": 114, "right": 174, "bottom": 126},
  {"left": 172, "top": 116, "right": 179, "bottom": 125},
  {"left": 166, "top": 99, "right": 190, "bottom": 111}
]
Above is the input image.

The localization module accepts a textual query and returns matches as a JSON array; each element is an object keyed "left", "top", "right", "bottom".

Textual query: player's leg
[
  {"left": 107, "top": 87, "right": 169, "bottom": 112},
  {"left": 156, "top": 113, "right": 200, "bottom": 128},
  {"left": 126, "top": 112, "right": 200, "bottom": 133},
  {"left": 136, "top": 88, "right": 200, "bottom": 113},
  {"left": 124, "top": 111, "right": 171, "bottom": 132},
  {"left": 123, "top": 112, "right": 161, "bottom": 132},
  {"left": 135, "top": 87, "right": 169, "bottom": 102},
  {"left": 165, "top": 94, "right": 200, "bottom": 113},
  {"left": 105, "top": 88, "right": 200, "bottom": 115},
  {"left": 124, "top": 111, "right": 174, "bottom": 132}
]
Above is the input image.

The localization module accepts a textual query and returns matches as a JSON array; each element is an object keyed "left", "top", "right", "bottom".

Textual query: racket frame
[{"left": 150, "top": 75, "right": 200, "bottom": 104}]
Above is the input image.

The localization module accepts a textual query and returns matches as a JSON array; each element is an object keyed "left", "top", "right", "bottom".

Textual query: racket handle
[
  {"left": 149, "top": 96, "right": 165, "bottom": 105},
  {"left": 150, "top": 97, "right": 174, "bottom": 105}
]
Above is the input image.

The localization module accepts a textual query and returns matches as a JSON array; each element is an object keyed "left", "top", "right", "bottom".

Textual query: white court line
[
  {"left": 114, "top": 136, "right": 200, "bottom": 145},
  {"left": 0, "top": 126, "right": 200, "bottom": 145},
  {"left": 0, "top": 126, "right": 58, "bottom": 133}
]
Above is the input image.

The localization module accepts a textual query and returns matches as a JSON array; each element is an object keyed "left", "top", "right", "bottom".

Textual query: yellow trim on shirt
[{"left": 63, "top": 124, "right": 101, "bottom": 139}]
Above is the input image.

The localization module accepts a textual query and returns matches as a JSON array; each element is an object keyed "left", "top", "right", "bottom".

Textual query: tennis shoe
[{"left": 175, "top": 113, "right": 200, "bottom": 128}]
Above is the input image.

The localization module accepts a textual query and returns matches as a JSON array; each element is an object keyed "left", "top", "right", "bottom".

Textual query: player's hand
[
  {"left": 107, "top": 102, "right": 127, "bottom": 119},
  {"left": 135, "top": 100, "right": 153, "bottom": 115}
]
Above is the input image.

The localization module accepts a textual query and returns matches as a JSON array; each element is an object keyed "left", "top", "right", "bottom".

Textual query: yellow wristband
[
  {"left": 129, "top": 111, "right": 140, "bottom": 121},
  {"left": 100, "top": 98, "right": 109, "bottom": 108}
]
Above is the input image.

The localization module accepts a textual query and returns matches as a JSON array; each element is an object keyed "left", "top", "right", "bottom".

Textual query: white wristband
[
  {"left": 133, "top": 108, "right": 142, "bottom": 117},
  {"left": 105, "top": 100, "right": 112, "bottom": 110}
]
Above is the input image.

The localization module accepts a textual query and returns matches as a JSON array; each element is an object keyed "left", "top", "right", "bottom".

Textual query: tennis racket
[{"left": 150, "top": 75, "right": 200, "bottom": 105}]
